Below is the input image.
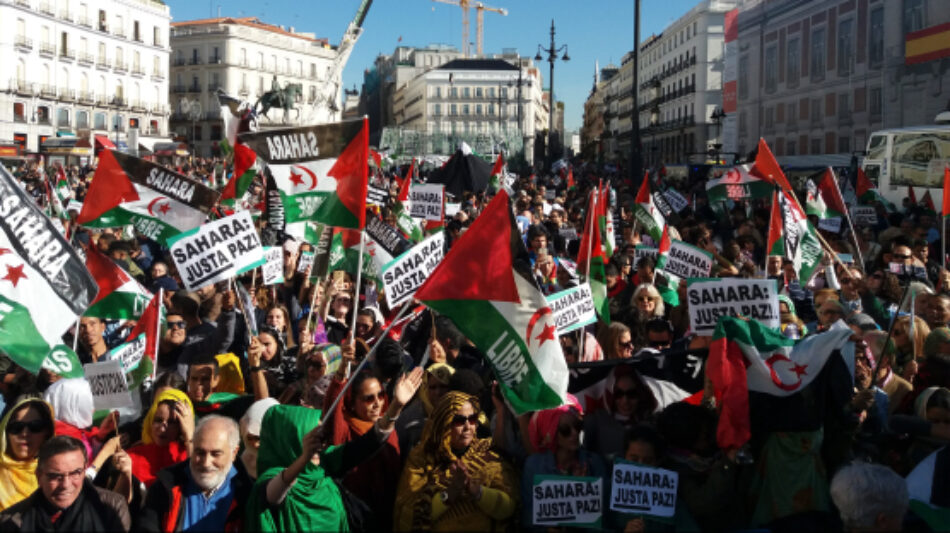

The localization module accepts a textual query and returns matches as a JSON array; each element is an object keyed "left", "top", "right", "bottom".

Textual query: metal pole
[
  {"left": 632, "top": 0, "right": 642, "bottom": 189},
  {"left": 548, "top": 19, "right": 555, "bottom": 168}
]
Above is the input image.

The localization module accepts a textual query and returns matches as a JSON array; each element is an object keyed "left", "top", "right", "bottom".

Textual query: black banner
[
  {"left": 312, "top": 224, "right": 334, "bottom": 279},
  {"left": 365, "top": 210, "right": 411, "bottom": 259},
  {"left": 261, "top": 170, "right": 285, "bottom": 247},
  {"left": 110, "top": 151, "right": 220, "bottom": 212},
  {"left": 238, "top": 118, "right": 365, "bottom": 165}
]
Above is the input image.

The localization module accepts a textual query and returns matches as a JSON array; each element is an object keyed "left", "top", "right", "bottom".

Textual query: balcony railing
[
  {"left": 111, "top": 96, "right": 126, "bottom": 107},
  {"left": 208, "top": 83, "right": 222, "bottom": 92},
  {"left": 188, "top": 57, "right": 201, "bottom": 65},
  {"left": 132, "top": 66, "right": 145, "bottom": 76},
  {"left": 59, "top": 9, "right": 72, "bottom": 22},
  {"left": 113, "top": 28, "right": 126, "bottom": 39},
  {"left": 59, "top": 89, "right": 76, "bottom": 101},
  {"left": 39, "top": 42, "right": 55, "bottom": 56},
  {"left": 173, "top": 57, "right": 186, "bottom": 66},
  {"left": 78, "top": 52, "right": 94, "bottom": 64},
  {"left": 131, "top": 100, "right": 147, "bottom": 111},
  {"left": 187, "top": 84, "right": 201, "bottom": 93},
  {"left": 14, "top": 36, "right": 32, "bottom": 50},
  {"left": 78, "top": 91, "right": 95, "bottom": 103},
  {"left": 96, "top": 57, "right": 111, "bottom": 69},
  {"left": 114, "top": 60, "right": 128, "bottom": 72},
  {"left": 60, "top": 49, "right": 76, "bottom": 61},
  {"left": 36, "top": 115, "right": 51, "bottom": 125},
  {"left": 154, "top": 39, "right": 164, "bottom": 48},
  {"left": 78, "top": 15, "right": 92, "bottom": 28},
  {"left": 38, "top": 1, "right": 53, "bottom": 15},
  {"left": 39, "top": 84, "right": 56, "bottom": 98},
  {"left": 14, "top": 115, "right": 27, "bottom": 123},
  {"left": 8, "top": 78, "right": 31, "bottom": 95},
  {"left": 209, "top": 56, "right": 223, "bottom": 64},
  {"left": 152, "top": 69, "right": 165, "bottom": 80}
]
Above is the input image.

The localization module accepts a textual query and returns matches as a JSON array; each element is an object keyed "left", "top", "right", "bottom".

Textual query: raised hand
[{"left": 391, "top": 367, "right": 424, "bottom": 410}]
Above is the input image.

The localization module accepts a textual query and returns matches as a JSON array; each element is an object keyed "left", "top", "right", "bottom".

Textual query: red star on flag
[
  {"left": 2, "top": 264, "right": 27, "bottom": 287},
  {"left": 0, "top": 249, "right": 11, "bottom": 256},
  {"left": 535, "top": 323, "right": 556, "bottom": 345},
  {"left": 289, "top": 170, "right": 305, "bottom": 186},
  {"left": 791, "top": 363, "right": 808, "bottom": 378},
  {"left": 158, "top": 203, "right": 171, "bottom": 215}
]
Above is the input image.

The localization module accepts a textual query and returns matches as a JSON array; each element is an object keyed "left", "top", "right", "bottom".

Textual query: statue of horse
[{"left": 255, "top": 82, "right": 303, "bottom": 123}]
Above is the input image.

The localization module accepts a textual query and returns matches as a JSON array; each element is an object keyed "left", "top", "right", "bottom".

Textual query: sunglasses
[
  {"left": 451, "top": 413, "right": 479, "bottom": 427},
  {"left": 619, "top": 341, "right": 634, "bottom": 350},
  {"left": 648, "top": 339, "right": 669, "bottom": 348},
  {"left": 7, "top": 419, "right": 47, "bottom": 434},
  {"left": 614, "top": 387, "right": 639, "bottom": 399},
  {"left": 557, "top": 420, "right": 583, "bottom": 437},
  {"left": 361, "top": 391, "right": 385, "bottom": 403},
  {"left": 893, "top": 254, "right": 910, "bottom": 260},
  {"left": 335, "top": 297, "right": 352, "bottom": 305},
  {"left": 167, "top": 320, "right": 187, "bottom": 330},
  {"left": 637, "top": 296, "right": 653, "bottom": 303}
]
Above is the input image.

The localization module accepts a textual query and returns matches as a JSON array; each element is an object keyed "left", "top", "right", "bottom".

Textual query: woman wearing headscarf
[
  {"left": 123, "top": 388, "right": 195, "bottom": 488},
  {"left": 239, "top": 398, "right": 279, "bottom": 479},
  {"left": 246, "top": 367, "right": 422, "bottom": 532},
  {"left": 395, "top": 363, "right": 455, "bottom": 459},
  {"left": 521, "top": 395, "right": 607, "bottom": 529},
  {"left": 43, "top": 377, "right": 115, "bottom": 461},
  {"left": 394, "top": 391, "right": 518, "bottom": 532},
  {"left": 778, "top": 294, "right": 808, "bottom": 339},
  {"left": 0, "top": 397, "right": 54, "bottom": 510}
]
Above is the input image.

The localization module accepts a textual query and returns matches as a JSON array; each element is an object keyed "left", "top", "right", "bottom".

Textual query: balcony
[
  {"left": 78, "top": 91, "right": 95, "bottom": 103},
  {"left": 208, "top": 83, "right": 222, "bottom": 92},
  {"left": 8, "top": 78, "right": 31, "bottom": 96},
  {"left": 77, "top": 51, "right": 94, "bottom": 65},
  {"left": 186, "top": 84, "right": 201, "bottom": 93},
  {"left": 173, "top": 57, "right": 186, "bottom": 66},
  {"left": 59, "top": 48, "right": 76, "bottom": 61},
  {"left": 132, "top": 33, "right": 143, "bottom": 43},
  {"left": 78, "top": 15, "right": 92, "bottom": 28},
  {"left": 113, "top": 28, "right": 126, "bottom": 39},
  {"left": 59, "top": 9, "right": 72, "bottom": 22},
  {"left": 97, "top": 23, "right": 109, "bottom": 33},
  {"left": 171, "top": 85, "right": 186, "bottom": 94},
  {"left": 114, "top": 60, "right": 128, "bottom": 73},
  {"left": 39, "top": 42, "right": 55, "bottom": 57},
  {"left": 153, "top": 39, "right": 164, "bottom": 48},
  {"left": 152, "top": 69, "right": 165, "bottom": 80},
  {"left": 38, "top": 84, "right": 55, "bottom": 98},
  {"left": 14, "top": 114, "right": 26, "bottom": 123},
  {"left": 132, "top": 65, "right": 145, "bottom": 77},
  {"left": 188, "top": 57, "right": 201, "bottom": 65},
  {"left": 36, "top": 114, "right": 51, "bottom": 125},
  {"left": 96, "top": 57, "right": 111, "bottom": 70},
  {"left": 14, "top": 0, "right": 30, "bottom": 7},
  {"left": 208, "top": 57, "right": 223, "bottom": 65},
  {"left": 38, "top": 1, "right": 53, "bottom": 15},
  {"left": 110, "top": 96, "right": 126, "bottom": 108},
  {"left": 131, "top": 100, "right": 147, "bottom": 111},
  {"left": 14, "top": 35, "right": 32, "bottom": 51},
  {"left": 59, "top": 89, "right": 76, "bottom": 101}
]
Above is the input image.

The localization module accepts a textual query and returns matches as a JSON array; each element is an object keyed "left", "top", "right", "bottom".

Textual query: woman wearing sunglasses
[
  {"left": 583, "top": 367, "right": 663, "bottom": 461},
  {"left": 521, "top": 394, "right": 607, "bottom": 530},
  {"left": 394, "top": 391, "right": 517, "bottom": 531},
  {"left": 0, "top": 397, "right": 54, "bottom": 510}
]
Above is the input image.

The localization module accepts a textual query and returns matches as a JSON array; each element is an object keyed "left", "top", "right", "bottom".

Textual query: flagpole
[
  {"left": 152, "top": 288, "right": 162, "bottom": 384},
  {"left": 579, "top": 189, "right": 597, "bottom": 361},
  {"left": 943, "top": 216, "right": 946, "bottom": 271},
  {"left": 349, "top": 229, "right": 366, "bottom": 343},
  {"left": 305, "top": 273, "right": 327, "bottom": 339},
  {"left": 832, "top": 170, "right": 865, "bottom": 272},
  {"left": 318, "top": 301, "right": 413, "bottom": 430},
  {"left": 72, "top": 317, "right": 80, "bottom": 353}
]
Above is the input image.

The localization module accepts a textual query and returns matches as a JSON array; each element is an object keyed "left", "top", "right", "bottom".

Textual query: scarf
[
  {"left": 0, "top": 398, "right": 54, "bottom": 511},
  {"left": 127, "top": 440, "right": 188, "bottom": 488},
  {"left": 528, "top": 394, "right": 582, "bottom": 454},
  {"left": 246, "top": 405, "right": 347, "bottom": 533},
  {"left": 394, "top": 392, "right": 517, "bottom": 532},
  {"left": 141, "top": 388, "right": 193, "bottom": 445},
  {"left": 20, "top": 479, "right": 126, "bottom": 532},
  {"left": 239, "top": 398, "right": 280, "bottom": 479}
]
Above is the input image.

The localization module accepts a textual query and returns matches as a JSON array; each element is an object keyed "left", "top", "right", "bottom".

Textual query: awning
[
  {"left": 41, "top": 137, "right": 93, "bottom": 156},
  {"left": 153, "top": 142, "right": 189, "bottom": 157},
  {"left": 94, "top": 135, "right": 116, "bottom": 150}
]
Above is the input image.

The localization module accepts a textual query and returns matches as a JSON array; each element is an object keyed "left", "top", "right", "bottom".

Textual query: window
[
  {"left": 488, "top": 103, "right": 494, "bottom": 115},
  {"left": 475, "top": 104, "right": 482, "bottom": 115},
  {"left": 838, "top": 93, "right": 849, "bottom": 118},
  {"left": 463, "top": 87, "right": 470, "bottom": 98},
  {"left": 811, "top": 138, "right": 822, "bottom": 154},
  {"left": 310, "top": 63, "right": 316, "bottom": 77},
  {"left": 738, "top": 55, "right": 749, "bottom": 99},
  {"left": 153, "top": 26, "right": 160, "bottom": 46},
  {"left": 869, "top": 8, "right": 884, "bottom": 67},
  {"left": 787, "top": 38, "right": 800, "bottom": 87},
  {"left": 788, "top": 102, "right": 797, "bottom": 124},
  {"left": 904, "top": 0, "right": 924, "bottom": 34},
  {"left": 487, "top": 87, "right": 495, "bottom": 98},
  {"left": 211, "top": 46, "right": 220, "bottom": 63},
  {"left": 838, "top": 19, "right": 854, "bottom": 76},
  {"left": 811, "top": 98, "right": 822, "bottom": 122},
  {"left": 434, "top": 86, "right": 441, "bottom": 98},
  {"left": 870, "top": 87, "right": 883, "bottom": 117},
  {"left": 462, "top": 104, "right": 469, "bottom": 115},
  {"left": 450, "top": 87, "right": 458, "bottom": 98},
  {"left": 76, "top": 110, "right": 88, "bottom": 129},
  {"left": 810, "top": 28, "right": 826, "bottom": 81},
  {"left": 434, "top": 103, "right": 441, "bottom": 116},
  {"left": 500, "top": 87, "right": 507, "bottom": 98},
  {"left": 475, "top": 87, "right": 482, "bottom": 98},
  {"left": 838, "top": 136, "right": 850, "bottom": 153},
  {"left": 765, "top": 46, "right": 778, "bottom": 93},
  {"left": 133, "top": 20, "right": 140, "bottom": 41},
  {"left": 786, "top": 140, "right": 797, "bottom": 155},
  {"left": 94, "top": 112, "right": 106, "bottom": 129},
  {"left": 764, "top": 107, "right": 774, "bottom": 130},
  {"left": 450, "top": 104, "right": 457, "bottom": 116},
  {"left": 738, "top": 111, "right": 747, "bottom": 135}
]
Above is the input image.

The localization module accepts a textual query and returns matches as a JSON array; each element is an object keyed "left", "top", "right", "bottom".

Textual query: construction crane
[{"left": 432, "top": 0, "right": 507, "bottom": 57}]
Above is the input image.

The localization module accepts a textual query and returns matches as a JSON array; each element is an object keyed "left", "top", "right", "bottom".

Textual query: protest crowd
[{"left": 2, "top": 110, "right": 950, "bottom": 533}]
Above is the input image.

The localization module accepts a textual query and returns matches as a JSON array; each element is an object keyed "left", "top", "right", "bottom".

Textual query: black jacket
[{"left": 0, "top": 480, "right": 131, "bottom": 533}]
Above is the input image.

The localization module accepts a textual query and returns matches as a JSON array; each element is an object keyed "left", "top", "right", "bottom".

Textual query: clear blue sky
[{"left": 166, "top": 0, "right": 701, "bottom": 132}]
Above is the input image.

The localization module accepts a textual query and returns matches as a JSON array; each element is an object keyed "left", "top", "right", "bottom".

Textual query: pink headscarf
[{"left": 528, "top": 394, "right": 583, "bottom": 454}]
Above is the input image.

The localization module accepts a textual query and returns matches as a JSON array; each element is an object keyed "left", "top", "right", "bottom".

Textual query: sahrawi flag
[
  {"left": 856, "top": 167, "right": 896, "bottom": 212},
  {"left": 84, "top": 246, "right": 152, "bottom": 320},
  {"left": 218, "top": 91, "right": 258, "bottom": 203},
  {"left": 489, "top": 152, "right": 505, "bottom": 191},
  {"left": 239, "top": 117, "right": 369, "bottom": 230},
  {"left": 598, "top": 183, "right": 615, "bottom": 258},
  {"left": 328, "top": 228, "right": 379, "bottom": 286},
  {"left": 705, "top": 164, "right": 774, "bottom": 204},
  {"left": 103, "top": 290, "right": 164, "bottom": 389},
  {"left": 805, "top": 168, "right": 847, "bottom": 219},
  {"left": 577, "top": 189, "right": 610, "bottom": 322},
  {"left": 394, "top": 159, "right": 423, "bottom": 242},
  {"left": 706, "top": 316, "right": 854, "bottom": 449},
  {"left": 76, "top": 150, "right": 220, "bottom": 245},
  {"left": 767, "top": 188, "right": 823, "bottom": 282},
  {"left": 415, "top": 189, "right": 569, "bottom": 414},
  {"left": 0, "top": 166, "right": 95, "bottom": 378},
  {"left": 633, "top": 173, "right": 666, "bottom": 242}
]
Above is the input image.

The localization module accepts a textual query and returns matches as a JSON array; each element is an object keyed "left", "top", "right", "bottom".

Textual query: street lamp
[
  {"left": 508, "top": 62, "right": 532, "bottom": 167},
  {"left": 536, "top": 19, "right": 569, "bottom": 170},
  {"left": 709, "top": 107, "right": 726, "bottom": 164}
]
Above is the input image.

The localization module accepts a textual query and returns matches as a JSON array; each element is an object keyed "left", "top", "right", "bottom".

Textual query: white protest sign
[
  {"left": 544, "top": 189, "right": 556, "bottom": 201},
  {"left": 366, "top": 184, "right": 389, "bottom": 206},
  {"left": 662, "top": 240, "right": 713, "bottom": 279},
  {"left": 817, "top": 217, "right": 842, "bottom": 233},
  {"left": 383, "top": 231, "right": 445, "bottom": 308},
  {"left": 546, "top": 283, "right": 597, "bottom": 335},
  {"left": 533, "top": 476, "right": 603, "bottom": 527},
  {"left": 445, "top": 202, "right": 461, "bottom": 217},
  {"left": 168, "top": 211, "right": 265, "bottom": 291},
  {"left": 610, "top": 462, "right": 678, "bottom": 518},
  {"left": 84, "top": 360, "right": 134, "bottom": 411},
  {"left": 663, "top": 188, "right": 689, "bottom": 213},
  {"left": 559, "top": 227, "right": 578, "bottom": 241},
  {"left": 262, "top": 246, "right": 284, "bottom": 285},
  {"left": 686, "top": 278, "right": 780, "bottom": 335},
  {"left": 101, "top": 333, "right": 147, "bottom": 375},
  {"left": 850, "top": 206, "right": 878, "bottom": 226},
  {"left": 66, "top": 199, "right": 83, "bottom": 213},
  {"left": 409, "top": 184, "right": 444, "bottom": 221},
  {"left": 634, "top": 246, "right": 658, "bottom": 266},
  {"left": 296, "top": 250, "right": 315, "bottom": 273}
]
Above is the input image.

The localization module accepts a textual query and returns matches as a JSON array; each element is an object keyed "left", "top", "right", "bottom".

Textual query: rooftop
[
  {"left": 438, "top": 58, "right": 519, "bottom": 71},
  {"left": 171, "top": 17, "right": 327, "bottom": 44}
]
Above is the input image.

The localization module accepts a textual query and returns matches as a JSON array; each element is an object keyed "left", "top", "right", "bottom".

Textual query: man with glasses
[{"left": 0, "top": 436, "right": 130, "bottom": 531}]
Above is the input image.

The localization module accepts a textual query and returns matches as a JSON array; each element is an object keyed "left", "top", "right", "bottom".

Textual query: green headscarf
[{"left": 245, "top": 405, "right": 347, "bottom": 533}]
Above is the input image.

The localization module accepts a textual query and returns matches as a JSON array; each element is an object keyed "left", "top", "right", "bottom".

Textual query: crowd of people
[{"left": 0, "top": 152, "right": 948, "bottom": 533}]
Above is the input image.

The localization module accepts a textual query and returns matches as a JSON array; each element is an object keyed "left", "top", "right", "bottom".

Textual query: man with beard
[{"left": 140, "top": 415, "right": 251, "bottom": 531}]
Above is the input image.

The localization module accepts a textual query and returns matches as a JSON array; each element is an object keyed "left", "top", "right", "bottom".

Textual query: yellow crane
[{"left": 432, "top": 0, "right": 508, "bottom": 57}]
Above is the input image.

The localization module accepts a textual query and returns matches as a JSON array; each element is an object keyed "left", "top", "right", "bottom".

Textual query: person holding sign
[
  {"left": 521, "top": 395, "right": 608, "bottom": 530},
  {"left": 394, "top": 392, "right": 518, "bottom": 531}
]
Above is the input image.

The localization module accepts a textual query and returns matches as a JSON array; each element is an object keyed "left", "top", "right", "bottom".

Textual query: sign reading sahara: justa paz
[
  {"left": 533, "top": 475, "right": 603, "bottom": 527},
  {"left": 610, "top": 461, "right": 678, "bottom": 518},
  {"left": 662, "top": 240, "right": 713, "bottom": 279},
  {"left": 168, "top": 211, "right": 265, "bottom": 291},
  {"left": 382, "top": 232, "right": 444, "bottom": 308},
  {"left": 409, "top": 184, "right": 445, "bottom": 221},
  {"left": 546, "top": 284, "right": 597, "bottom": 334},
  {"left": 686, "top": 278, "right": 779, "bottom": 335}
]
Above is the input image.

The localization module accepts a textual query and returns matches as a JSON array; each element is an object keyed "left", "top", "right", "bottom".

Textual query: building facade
[
  {"left": 638, "top": 0, "right": 737, "bottom": 166},
  {"left": 732, "top": 0, "right": 950, "bottom": 159},
  {"left": 0, "top": 0, "right": 171, "bottom": 155},
  {"left": 581, "top": 64, "right": 618, "bottom": 162},
  {"left": 169, "top": 16, "right": 337, "bottom": 157}
]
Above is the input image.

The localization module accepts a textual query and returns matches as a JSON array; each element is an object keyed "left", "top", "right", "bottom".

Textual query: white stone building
[
  {"left": 0, "top": 0, "right": 172, "bottom": 158},
  {"left": 169, "top": 16, "right": 337, "bottom": 157}
]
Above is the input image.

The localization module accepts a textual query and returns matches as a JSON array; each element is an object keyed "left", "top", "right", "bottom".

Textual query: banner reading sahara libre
[
  {"left": 409, "top": 183, "right": 445, "bottom": 221},
  {"left": 546, "top": 284, "right": 597, "bottom": 335},
  {"left": 76, "top": 150, "right": 220, "bottom": 245},
  {"left": 262, "top": 246, "right": 284, "bottom": 285},
  {"left": 532, "top": 475, "right": 603, "bottom": 527},
  {"left": 662, "top": 240, "right": 713, "bottom": 280},
  {"left": 168, "top": 211, "right": 265, "bottom": 291},
  {"left": 238, "top": 118, "right": 369, "bottom": 229},
  {"left": 610, "top": 461, "right": 679, "bottom": 518},
  {"left": 686, "top": 278, "right": 780, "bottom": 335},
  {"left": 0, "top": 166, "right": 94, "bottom": 379},
  {"left": 85, "top": 359, "right": 133, "bottom": 411},
  {"left": 382, "top": 232, "right": 445, "bottom": 308}
]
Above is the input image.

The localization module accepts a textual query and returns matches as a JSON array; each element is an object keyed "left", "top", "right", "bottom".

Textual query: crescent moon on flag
[
  {"left": 525, "top": 306, "right": 556, "bottom": 348},
  {"left": 294, "top": 165, "right": 318, "bottom": 190},
  {"left": 147, "top": 196, "right": 170, "bottom": 217}
]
